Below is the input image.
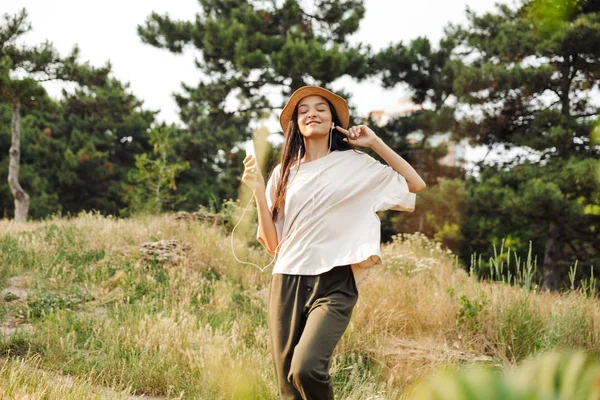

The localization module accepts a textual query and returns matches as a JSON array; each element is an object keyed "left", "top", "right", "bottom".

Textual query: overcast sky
[
  {"left": 3, "top": 0, "right": 514, "bottom": 169},
  {"left": 3, "top": 0, "right": 504, "bottom": 122}
]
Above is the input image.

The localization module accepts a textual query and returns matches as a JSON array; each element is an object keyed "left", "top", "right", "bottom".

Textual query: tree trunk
[
  {"left": 542, "top": 221, "right": 563, "bottom": 291},
  {"left": 7, "top": 101, "right": 30, "bottom": 222}
]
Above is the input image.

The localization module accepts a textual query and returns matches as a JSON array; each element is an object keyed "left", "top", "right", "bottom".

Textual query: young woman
[{"left": 242, "top": 86, "right": 426, "bottom": 400}]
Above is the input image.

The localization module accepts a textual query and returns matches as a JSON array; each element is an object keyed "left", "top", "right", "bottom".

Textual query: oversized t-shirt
[{"left": 256, "top": 149, "right": 416, "bottom": 287}]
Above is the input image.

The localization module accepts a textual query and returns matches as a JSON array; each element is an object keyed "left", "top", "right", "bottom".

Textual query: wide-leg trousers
[{"left": 267, "top": 264, "right": 359, "bottom": 400}]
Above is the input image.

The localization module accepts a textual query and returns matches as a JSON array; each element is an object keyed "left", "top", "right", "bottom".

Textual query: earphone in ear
[{"left": 332, "top": 122, "right": 335, "bottom": 129}]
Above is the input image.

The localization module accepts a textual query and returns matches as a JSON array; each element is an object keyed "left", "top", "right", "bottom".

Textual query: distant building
[
  {"left": 368, "top": 97, "right": 423, "bottom": 126},
  {"left": 368, "top": 96, "right": 468, "bottom": 167}
]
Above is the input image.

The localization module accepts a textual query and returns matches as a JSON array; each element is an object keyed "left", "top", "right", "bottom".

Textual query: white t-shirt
[{"left": 256, "top": 149, "right": 416, "bottom": 286}]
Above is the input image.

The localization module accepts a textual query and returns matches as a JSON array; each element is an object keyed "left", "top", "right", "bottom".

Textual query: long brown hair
[{"left": 270, "top": 99, "right": 359, "bottom": 221}]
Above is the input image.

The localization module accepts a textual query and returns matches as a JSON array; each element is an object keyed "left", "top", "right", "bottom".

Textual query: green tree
[
  {"left": 124, "top": 125, "right": 190, "bottom": 215},
  {"left": 0, "top": 97, "right": 64, "bottom": 219},
  {"left": 0, "top": 9, "right": 109, "bottom": 221},
  {"left": 450, "top": 0, "right": 600, "bottom": 289},
  {"left": 1, "top": 77, "right": 156, "bottom": 219},
  {"left": 375, "top": 36, "right": 463, "bottom": 184},
  {"left": 55, "top": 78, "right": 155, "bottom": 217},
  {"left": 373, "top": 36, "right": 467, "bottom": 242},
  {"left": 137, "top": 0, "right": 372, "bottom": 210}
]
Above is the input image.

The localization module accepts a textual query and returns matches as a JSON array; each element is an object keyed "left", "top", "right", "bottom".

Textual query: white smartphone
[{"left": 245, "top": 139, "right": 256, "bottom": 159}]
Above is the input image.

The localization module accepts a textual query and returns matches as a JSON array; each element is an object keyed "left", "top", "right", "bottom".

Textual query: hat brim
[{"left": 279, "top": 86, "right": 350, "bottom": 134}]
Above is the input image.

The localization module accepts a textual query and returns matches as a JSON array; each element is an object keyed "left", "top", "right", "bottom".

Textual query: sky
[{"left": 3, "top": 0, "right": 508, "bottom": 167}]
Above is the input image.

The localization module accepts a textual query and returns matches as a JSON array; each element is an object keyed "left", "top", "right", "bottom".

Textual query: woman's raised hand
[
  {"left": 335, "top": 124, "right": 379, "bottom": 149},
  {"left": 242, "top": 155, "right": 265, "bottom": 191}
]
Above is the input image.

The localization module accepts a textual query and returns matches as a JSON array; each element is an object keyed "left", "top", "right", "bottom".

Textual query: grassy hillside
[{"left": 0, "top": 212, "right": 598, "bottom": 399}]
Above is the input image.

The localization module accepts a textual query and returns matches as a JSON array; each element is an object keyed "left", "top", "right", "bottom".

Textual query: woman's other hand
[{"left": 242, "top": 155, "right": 265, "bottom": 191}]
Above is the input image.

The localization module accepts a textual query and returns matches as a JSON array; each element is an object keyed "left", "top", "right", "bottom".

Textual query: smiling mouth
[{"left": 307, "top": 122, "right": 320, "bottom": 126}]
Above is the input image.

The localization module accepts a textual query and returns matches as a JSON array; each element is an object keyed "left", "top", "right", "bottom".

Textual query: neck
[{"left": 301, "top": 135, "right": 331, "bottom": 163}]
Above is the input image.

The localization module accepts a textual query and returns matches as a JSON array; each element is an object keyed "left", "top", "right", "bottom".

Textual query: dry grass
[
  {"left": 0, "top": 354, "right": 132, "bottom": 399},
  {"left": 0, "top": 211, "right": 598, "bottom": 399}
]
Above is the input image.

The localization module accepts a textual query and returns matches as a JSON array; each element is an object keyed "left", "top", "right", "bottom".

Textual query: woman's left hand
[{"left": 335, "top": 124, "right": 379, "bottom": 149}]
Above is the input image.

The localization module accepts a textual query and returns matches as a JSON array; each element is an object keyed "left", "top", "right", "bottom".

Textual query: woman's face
[{"left": 296, "top": 95, "right": 333, "bottom": 138}]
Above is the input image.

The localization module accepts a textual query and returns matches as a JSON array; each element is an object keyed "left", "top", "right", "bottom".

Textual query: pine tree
[
  {"left": 137, "top": 0, "right": 372, "bottom": 209},
  {"left": 373, "top": 36, "right": 467, "bottom": 245},
  {"left": 450, "top": 0, "right": 600, "bottom": 289},
  {"left": 55, "top": 78, "right": 155, "bottom": 217},
  {"left": 0, "top": 9, "right": 109, "bottom": 221}
]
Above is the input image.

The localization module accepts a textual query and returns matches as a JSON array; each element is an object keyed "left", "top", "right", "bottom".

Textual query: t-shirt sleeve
[
  {"left": 364, "top": 155, "right": 416, "bottom": 213},
  {"left": 256, "top": 164, "right": 281, "bottom": 241}
]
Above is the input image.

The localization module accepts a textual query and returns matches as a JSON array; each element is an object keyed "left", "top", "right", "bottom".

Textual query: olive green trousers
[{"left": 267, "top": 265, "right": 359, "bottom": 400}]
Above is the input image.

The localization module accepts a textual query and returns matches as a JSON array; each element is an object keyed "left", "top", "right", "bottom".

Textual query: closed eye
[{"left": 299, "top": 109, "right": 327, "bottom": 114}]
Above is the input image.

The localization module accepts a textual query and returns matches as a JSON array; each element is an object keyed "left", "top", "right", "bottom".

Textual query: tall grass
[{"left": 0, "top": 211, "right": 598, "bottom": 399}]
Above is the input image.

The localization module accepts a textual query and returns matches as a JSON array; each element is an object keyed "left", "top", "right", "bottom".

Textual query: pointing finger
[{"left": 335, "top": 126, "right": 349, "bottom": 135}]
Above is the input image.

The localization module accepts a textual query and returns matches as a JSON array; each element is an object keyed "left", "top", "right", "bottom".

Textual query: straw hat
[{"left": 279, "top": 86, "right": 350, "bottom": 133}]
